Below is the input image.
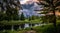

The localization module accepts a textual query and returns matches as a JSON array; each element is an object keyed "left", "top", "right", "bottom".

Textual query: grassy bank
[
  {"left": 0, "top": 22, "right": 60, "bottom": 33},
  {"left": 0, "top": 19, "right": 41, "bottom": 25}
]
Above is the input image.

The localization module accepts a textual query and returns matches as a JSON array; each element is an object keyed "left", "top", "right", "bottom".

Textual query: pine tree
[
  {"left": 38, "top": 0, "right": 60, "bottom": 27},
  {"left": 0, "top": 0, "right": 21, "bottom": 21},
  {"left": 20, "top": 12, "right": 25, "bottom": 21}
]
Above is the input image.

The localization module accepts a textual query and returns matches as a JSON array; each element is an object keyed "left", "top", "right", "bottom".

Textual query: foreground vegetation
[{"left": 0, "top": 22, "right": 60, "bottom": 33}]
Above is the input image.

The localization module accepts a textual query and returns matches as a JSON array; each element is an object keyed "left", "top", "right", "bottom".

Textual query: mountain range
[{"left": 19, "top": 2, "right": 43, "bottom": 17}]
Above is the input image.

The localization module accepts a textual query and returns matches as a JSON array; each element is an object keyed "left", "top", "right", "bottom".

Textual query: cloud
[
  {"left": 20, "top": 0, "right": 39, "bottom": 4},
  {"left": 20, "top": 0, "right": 29, "bottom": 4}
]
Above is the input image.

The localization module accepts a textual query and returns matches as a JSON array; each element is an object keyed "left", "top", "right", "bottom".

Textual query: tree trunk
[
  {"left": 53, "top": 7, "right": 57, "bottom": 33},
  {"left": 11, "top": 25, "right": 14, "bottom": 31},
  {"left": 19, "top": 25, "right": 21, "bottom": 29},
  {"left": 53, "top": 7, "right": 56, "bottom": 27}
]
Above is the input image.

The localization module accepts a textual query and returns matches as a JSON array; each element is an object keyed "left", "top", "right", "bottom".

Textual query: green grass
[
  {"left": 0, "top": 22, "right": 60, "bottom": 33},
  {"left": 0, "top": 19, "right": 41, "bottom": 25}
]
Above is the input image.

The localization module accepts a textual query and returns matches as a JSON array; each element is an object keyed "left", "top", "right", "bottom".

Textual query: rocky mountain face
[{"left": 19, "top": 2, "right": 43, "bottom": 17}]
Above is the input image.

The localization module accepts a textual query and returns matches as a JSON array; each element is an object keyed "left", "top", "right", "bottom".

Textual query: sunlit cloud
[
  {"left": 33, "top": 0, "right": 39, "bottom": 2},
  {"left": 20, "top": 0, "right": 39, "bottom": 4},
  {"left": 20, "top": 0, "right": 29, "bottom": 4}
]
